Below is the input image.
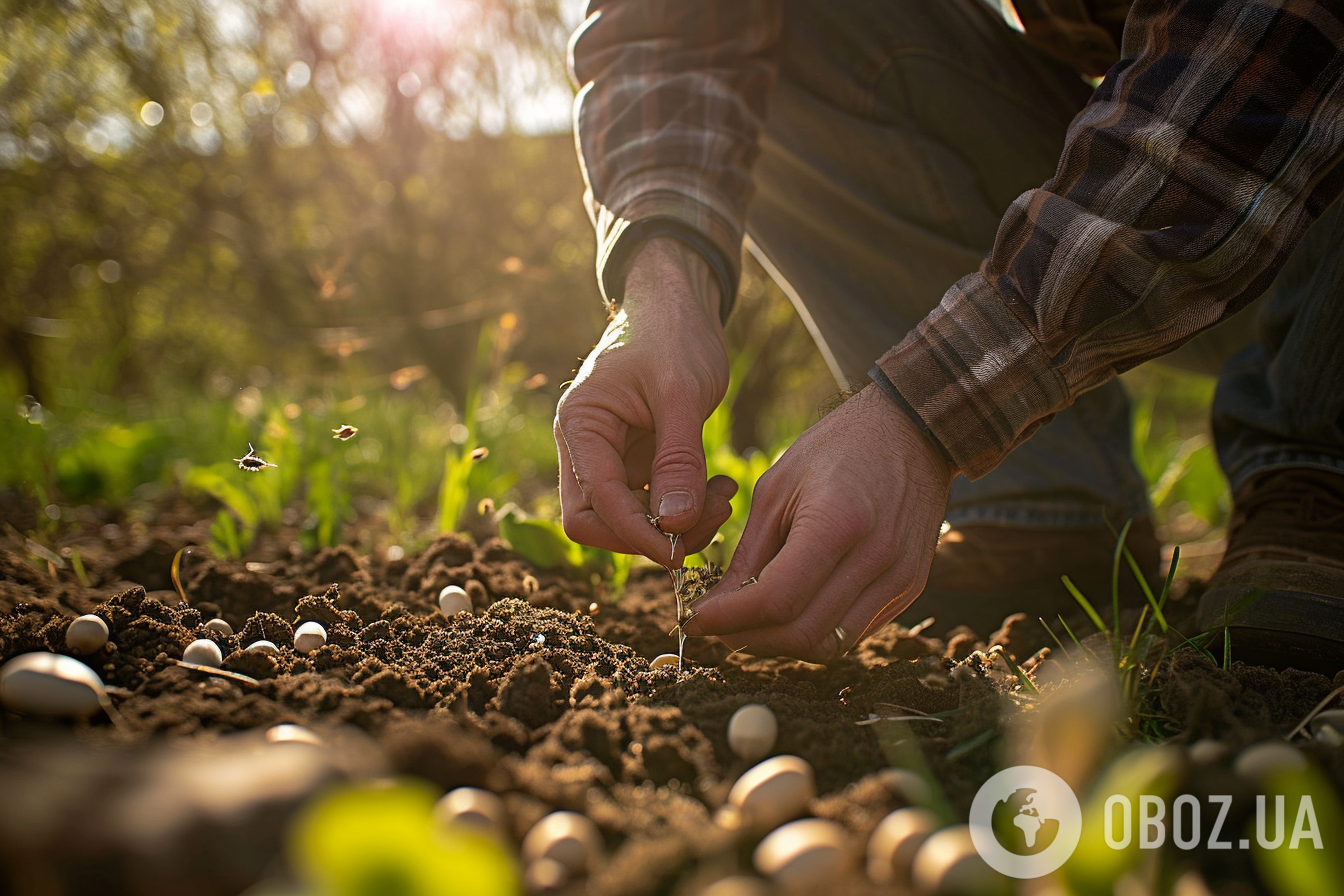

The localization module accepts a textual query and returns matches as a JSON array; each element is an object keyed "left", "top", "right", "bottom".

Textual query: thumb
[{"left": 648, "top": 400, "right": 709, "bottom": 534}]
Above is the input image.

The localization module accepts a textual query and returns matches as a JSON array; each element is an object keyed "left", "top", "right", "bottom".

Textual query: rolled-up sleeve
[
  {"left": 569, "top": 1, "right": 781, "bottom": 318},
  {"left": 875, "top": 0, "right": 1344, "bottom": 479}
]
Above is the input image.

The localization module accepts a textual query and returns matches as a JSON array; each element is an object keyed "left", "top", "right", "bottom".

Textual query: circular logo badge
[{"left": 969, "top": 766, "right": 1081, "bottom": 878}]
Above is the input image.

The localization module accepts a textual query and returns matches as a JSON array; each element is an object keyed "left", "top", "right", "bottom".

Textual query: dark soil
[{"left": 1, "top": 518, "right": 1341, "bottom": 896}]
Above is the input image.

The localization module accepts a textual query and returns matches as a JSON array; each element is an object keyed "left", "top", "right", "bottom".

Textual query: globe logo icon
[
  {"left": 990, "top": 787, "right": 1060, "bottom": 855},
  {"left": 969, "top": 766, "right": 1082, "bottom": 878}
]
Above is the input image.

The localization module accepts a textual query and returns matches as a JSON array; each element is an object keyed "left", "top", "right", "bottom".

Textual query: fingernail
[
  {"left": 658, "top": 491, "right": 693, "bottom": 519},
  {"left": 680, "top": 610, "right": 700, "bottom": 635}
]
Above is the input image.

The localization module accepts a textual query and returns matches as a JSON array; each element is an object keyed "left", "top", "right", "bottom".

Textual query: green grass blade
[
  {"left": 1062, "top": 575, "right": 1107, "bottom": 633},
  {"left": 1111, "top": 518, "right": 1133, "bottom": 644},
  {"left": 999, "top": 649, "right": 1039, "bottom": 696}
]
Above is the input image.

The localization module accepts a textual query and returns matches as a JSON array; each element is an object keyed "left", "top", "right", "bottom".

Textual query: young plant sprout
[
  {"left": 247, "top": 640, "right": 279, "bottom": 655},
  {"left": 724, "top": 755, "right": 817, "bottom": 834},
  {"left": 521, "top": 811, "right": 603, "bottom": 878},
  {"left": 293, "top": 621, "right": 327, "bottom": 653},
  {"left": 753, "top": 818, "right": 850, "bottom": 892},
  {"left": 65, "top": 614, "right": 110, "bottom": 655},
  {"left": 233, "top": 442, "right": 278, "bottom": 472},
  {"left": 331, "top": 424, "right": 359, "bottom": 441},
  {"left": 438, "top": 585, "right": 472, "bottom": 616},
  {"left": 183, "top": 638, "right": 223, "bottom": 667},
  {"left": 727, "top": 703, "right": 777, "bottom": 762},
  {"left": 203, "top": 618, "right": 233, "bottom": 636},
  {"left": 0, "top": 652, "right": 108, "bottom": 719}
]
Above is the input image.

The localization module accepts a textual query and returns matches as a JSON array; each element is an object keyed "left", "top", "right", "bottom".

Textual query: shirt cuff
[{"left": 873, "top": 274, "right": 1069, "bottom": 480}]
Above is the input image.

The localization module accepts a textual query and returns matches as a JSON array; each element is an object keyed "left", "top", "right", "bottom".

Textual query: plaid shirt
[{"left": 571, "top": 0, "right": 1344, "bottom": 479}]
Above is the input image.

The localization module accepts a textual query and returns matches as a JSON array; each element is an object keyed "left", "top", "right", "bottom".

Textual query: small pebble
[
  {"left": 726, "top": 755, "right": 817, "bottom": 833},
  {"left": 183, "top": 638, "right": 223, "bottom": 667},
  {"left": 754, "top": 818, "right": 850, "bottom": 893},
  {"left": 247, "top": 640, "right": 279, "bottom": 655},
  {"left": 650, "top": 654, "right": 680, "bottom": 670},
  {"left": 65, "top": 614, "right": 109, "bottom": 655},
  {"left": 0, "top": 653, "right": 107, "bottom": 719},
  {"left": 438, "top": 585, "right": 472, "bottom": 617},
  {"left": 728, "top": 703, "right": 777, "bottom": 762},
  {"left": 293, "top": 621, "right": 327, "bottom": 654},
  {"left": 522, "top": 811, "right": 603, "bottom": 877},
  {"left": 867, "top": 807, "right": 937, "bottom": 884},
  {"left": 911, "top": 825, "right": 1008, "bottom": 896},
  {"left": 434, "top": 787, "right": 507, "bottom": 838},
  {"left": 203, "top": 618, "right": 233, "bottom": 636}
]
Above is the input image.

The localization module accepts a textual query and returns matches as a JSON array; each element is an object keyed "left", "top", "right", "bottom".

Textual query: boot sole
[{"left": 1196, "top": 583, "right": 1344, "bottom": 677}]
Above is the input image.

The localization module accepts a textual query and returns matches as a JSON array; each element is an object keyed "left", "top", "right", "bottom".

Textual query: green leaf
[{"left": 498, "top": 511, "right": 583, "bottom": 570}]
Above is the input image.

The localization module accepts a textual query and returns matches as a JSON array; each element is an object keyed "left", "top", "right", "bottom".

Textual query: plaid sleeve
[
  {"left": 569, "top": 1, "right": 781, "bottom": 319},
  {"left": 876, "top": 0, "right": 1344, "bottom": 479}
]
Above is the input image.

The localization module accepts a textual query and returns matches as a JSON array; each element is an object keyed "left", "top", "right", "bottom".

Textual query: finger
[
  {"left": 676, "top": 475, "right": 738, "bottom": 556},
  {"left": 648, "top": 399, "right": 710, "bottom": 534},
  {"left": 686, "top": 507, "right": 856, "bottom": 636},
  {"left": 556, "top": 426, "right": 639, "bottom": 554}
]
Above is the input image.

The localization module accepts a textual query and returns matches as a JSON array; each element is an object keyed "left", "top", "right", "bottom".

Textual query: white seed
[
  {"left": 698, "top": 876, "right": 773, "bottom": 896},
  {"left": 65, "top": 614, "right": 109, "bottom": 655},
  {"left": 247, "top": 640, "right": 279, "bottom": 655},
  {"left": 0, "top": 652, "right": 107, "bottom": 719},
  {"left": 911, "top": 825, "right": 1008, "bottom": 896},
  {"left": 650, "top": 653, "right": 680, "bottom": 669},
  {"left": 1308, "top": 709, "right": 1344, "bottom": 738},
  {"left": 753, "top": 818, "right": 850, "bottom": 893},
  {"left": 1186, "top": 738, "right": 1229, "bottom": 765},
  {"left": 433, "top": 787, "right": 507, "bottom": 838},
  {"left": 266, "top": 723, "right": 322, "bottom": 746},
  {"left": 867, "top": 807, "right": 938, "bottom": 884},
  {"left": 1234, "top": 742, "right": 1307, "bottom": 782},
  {"left": 728, "top": 703, "right": 777, "bottom": 762},
  {"left": 203, "top": 618, "right": 233, "bottom": 636},
  {"left": 293, "top": 621, "right": 327, "bottom": 654},
  {"left": 726, "top": 755, "right": 816, "bottom": 833},
  {"left": 521, "top": 811, "right": 603, "bottom": 876},
  {"left": 438, "top": 585, "right": 472, "bottom": 616},
  {"left": 183, "top": 638, "right": 223, "bottom": 667}
]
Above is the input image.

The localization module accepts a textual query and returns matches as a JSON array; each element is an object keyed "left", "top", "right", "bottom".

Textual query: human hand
[
  {"left": 555, "top": 238, "right": 739, "bottom": 567},
  {"left": 682, "top": 384, "right": 956, "bottom": 661}
]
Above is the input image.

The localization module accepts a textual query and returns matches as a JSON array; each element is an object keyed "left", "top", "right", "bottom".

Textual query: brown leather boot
[
  {"left": 899, "top": 517, "right": 1163, "bottom": 637},
  {"left": 1196, "top": 468, "right": 1344, "bottom": 676}
]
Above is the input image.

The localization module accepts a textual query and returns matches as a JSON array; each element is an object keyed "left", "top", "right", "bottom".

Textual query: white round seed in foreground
[
  {"left": 522, "top": 811, "right": 603, "bottom": 876},
  {"left": 649, "top": 653, "right": 680, "bottom": 670},
  {"left": 698, "top": 876, "right": 772, "bottom": 896},
  {"left": 911, "top": 825, "right": 1008, "bottom": 896},
  {"left": 753, "top": 817, "right": 850, "bottom": 893},
  {"left": 0, "top": 653, "right": 107, "bottom": 719},
  {"left": 438, "top": 585, "right": 472, "bottom": 616},
  {"left": 183, "top": 638, "right": 223, "bottom": 667},
  {"left": 293, "top": 621, "right": 327, "bottom": 654},
  {"left": 726, "top": 755, "right": 816, "bottom": 833},
  {"left": 65, "top": 614, "right": 109, "bottom": 655},
  {"left": 1234, "top": 742, "right": 1306, "bottom": 782},
  {"left": 867, "top": 807, "right": 937, "bottom": 884},
  {"left": 434, "top": 787, "right": 507, "bottom": 838},
  {"left": 247, "top": 640, "right": 279, "bottom": 655},
  {"left": 266, "top": 723, "right": 322, "bottom": 746},
  {"left": 727, "top": 703, "right": 777, "bottom": 762},
  {"left": 203, "top": 618, "right": 233, "bottom": 636}
]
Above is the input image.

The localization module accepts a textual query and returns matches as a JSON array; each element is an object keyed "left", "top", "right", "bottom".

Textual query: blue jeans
[{"left": 744, "top": 0, "right": 1344, "bottom": 527}]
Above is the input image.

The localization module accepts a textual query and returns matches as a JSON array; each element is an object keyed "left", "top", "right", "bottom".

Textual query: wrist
[{"left": 620, "top": 237, "right": 723, "bottom": 323}]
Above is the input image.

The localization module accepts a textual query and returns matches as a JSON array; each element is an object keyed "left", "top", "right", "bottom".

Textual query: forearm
[
  {"left": 569, "top": 0, "right": 781, "bottom": 319},
  {"left": 876, "top": 0, "right": 1344, "bottom": 479}
]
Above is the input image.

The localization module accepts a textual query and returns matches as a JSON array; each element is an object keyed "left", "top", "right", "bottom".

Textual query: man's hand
[
  {"left": 555, "top": 238, "right": 738, "bottom": 566},
  {"left": 683, "top": 385, "right": 956, "bottom": 661}
]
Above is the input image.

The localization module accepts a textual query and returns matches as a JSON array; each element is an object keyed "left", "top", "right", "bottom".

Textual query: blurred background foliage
[{"left": 0, "top": 0, "right": 837, "bottom": 560}]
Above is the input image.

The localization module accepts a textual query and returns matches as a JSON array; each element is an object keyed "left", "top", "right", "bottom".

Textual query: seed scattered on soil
[
  {"left": 246, "top": 640, "right": 279, "bottom": 655},
  {"left": 753, "top": 818, "right": 850, "bottom": 893},
  {"left": 1308, "top": 708, "right": 1344, "bottom": 739},
  {"left": 725, "top": 755, "right": 816, "bottom": 834},
  {"left": 650, "top": 654, "right": 680, "bottom": 670},
  {"left": 203, "top": 618, "right": 233, "bottom": 636},
  {"left": 183, "top": 639, "right": 223, "bottom": 667},
  {"left": 911, "top": 825, "right": 1007, "bottom": 896},
  {"left": 265, "top": 723, "right": 322, "bottom": 746},
  {"left": 0, "top": 652, "right": 107, "bottom": 719},
  {"left": 522, "top": 574, "right": 539, "bottom": 594},
  {"left": 867, "top": 807, "right": 937, "bottom": 884},
  {"left": 438, "top": 585, "right": 472, "bottom": 617},
  {"left": 698, "top": 876, "right": 772, "bottom": 896},
  {"left": 1233, "top": 742, "right": 1306, "bottom": 781},
  {"left": 293, "top": 621, "right": 327, "bottom": 654},
  {"left": 727, "top": 703, "right": 777, "bottom": 762},
  {"left": 521, "top": 810, "right": 603, "bottom": 877},
  {"left": 1186, "top": 738, "right": 1229, "bottom": 765},
  {"left": 65, "top": 614, "right": 109, "bottom": 655},
  {"left": 433, "top": 787, "right": 508, "bottom": 839}
]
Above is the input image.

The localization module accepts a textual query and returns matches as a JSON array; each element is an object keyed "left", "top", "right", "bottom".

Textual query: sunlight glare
[{"left": 362, "top": 0, "right": 475, "bottom": 53}]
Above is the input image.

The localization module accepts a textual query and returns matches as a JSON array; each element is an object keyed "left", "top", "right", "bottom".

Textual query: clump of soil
[{"left": 0, "top": 527, "right": 1340, "bottom": 896}]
